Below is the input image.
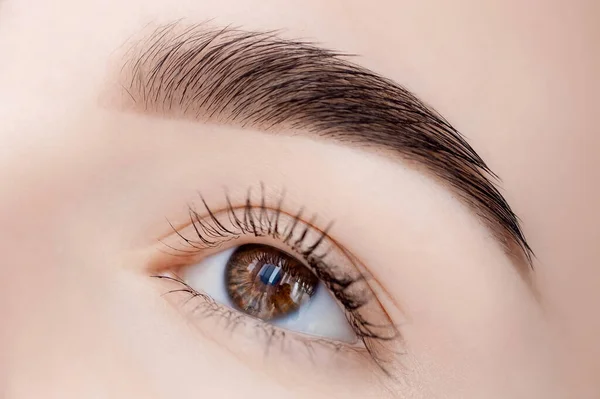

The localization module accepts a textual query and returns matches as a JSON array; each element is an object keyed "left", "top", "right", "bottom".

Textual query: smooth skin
[{"left": 0, "top": 1, "right": 598, "bottom": 398}]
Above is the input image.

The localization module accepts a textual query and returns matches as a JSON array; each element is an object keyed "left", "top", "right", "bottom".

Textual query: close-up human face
[{"left": 0, "top": 1, "right": 598, "bottom": 398}]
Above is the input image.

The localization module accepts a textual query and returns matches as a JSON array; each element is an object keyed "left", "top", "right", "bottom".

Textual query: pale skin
[{"left": 1, "top": 0, "right": 599, "bottom": 398}]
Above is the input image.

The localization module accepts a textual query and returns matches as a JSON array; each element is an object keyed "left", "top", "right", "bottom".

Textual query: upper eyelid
[
  {"left": 159, "top": 185, "right": 327, "bottom": 245},
  {"left": 154, "top": 273, "right": 389, "bottom": 376},
  {"left": 160, "top": 203, "right": 338, "bottom": 261},
  {"left": 113, "top": 21, "right": 533, "bottom": 275},
  {"left": 159, "top": 204, "right": 323, "bottom": 242}
]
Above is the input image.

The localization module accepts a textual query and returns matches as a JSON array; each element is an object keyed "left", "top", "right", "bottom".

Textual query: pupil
[
  {"left": 258, "top": 263, "right": 282, "bottom": 286},
  {"left": 225, "top": 244, "right": 318, "bottom": 321}
]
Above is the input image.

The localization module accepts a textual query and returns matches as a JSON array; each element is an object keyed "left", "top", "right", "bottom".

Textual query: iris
[{"left": 225, "top": 244, "right": 318, "bottom": 320}]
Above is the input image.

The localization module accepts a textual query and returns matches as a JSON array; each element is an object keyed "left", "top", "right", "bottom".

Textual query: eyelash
[{"left": 154, "top": 185, "right": 399, "bottom": 371}]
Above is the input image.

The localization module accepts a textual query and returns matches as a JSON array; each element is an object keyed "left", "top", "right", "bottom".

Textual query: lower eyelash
[{"left": 154, "top": 274, "right": 367, "bottom": 360}]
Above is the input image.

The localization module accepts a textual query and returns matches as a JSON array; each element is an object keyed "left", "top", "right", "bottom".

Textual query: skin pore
[{"left": 0, "top": 1, "right": 598, "bottom": 398}]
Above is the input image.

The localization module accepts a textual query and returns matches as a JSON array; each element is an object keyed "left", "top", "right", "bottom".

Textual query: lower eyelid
[
  {"left": 154, "top": 274, "right": 377, "bottom": 370},
  {"left": 154, "top": 274, "right": 406, "bottom": 396}
]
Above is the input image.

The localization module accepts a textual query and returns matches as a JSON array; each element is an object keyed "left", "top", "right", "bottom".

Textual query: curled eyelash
[{"left": 157, "top": 184, "right": 401, "bottom": 371}]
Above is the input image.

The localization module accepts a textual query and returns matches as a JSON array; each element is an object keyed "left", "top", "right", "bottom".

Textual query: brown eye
[
  {"left": 181, "top": 240, "right": 357, "bottom": 341},
  {"left": 225, "top": 244, "right": 319, "bottom": 321}
]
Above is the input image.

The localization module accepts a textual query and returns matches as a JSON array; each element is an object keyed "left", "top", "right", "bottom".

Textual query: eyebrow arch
[{"left": 117, "top": 22, "right": 533, "bottom": 273}]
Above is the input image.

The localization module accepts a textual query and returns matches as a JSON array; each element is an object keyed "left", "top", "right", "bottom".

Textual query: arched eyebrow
[{"left": 117, "top": 21, "right": 533, "bottom": 273}]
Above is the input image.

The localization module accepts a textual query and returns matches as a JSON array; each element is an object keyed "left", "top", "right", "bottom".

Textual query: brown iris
[{"left": 225, "top": 244, "right": 319, "bottom": 320}]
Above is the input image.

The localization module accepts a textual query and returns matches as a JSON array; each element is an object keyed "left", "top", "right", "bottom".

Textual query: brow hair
[{"left": 120, "top": 22, "right": 533, "bottom": 268}]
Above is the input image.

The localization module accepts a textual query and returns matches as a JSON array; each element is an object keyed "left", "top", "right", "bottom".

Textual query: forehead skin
[{"left": 0, "top": 0, "right": 599, "bottom": 397}]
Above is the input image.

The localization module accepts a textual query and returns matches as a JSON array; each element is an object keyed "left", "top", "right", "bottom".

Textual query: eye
[
  {"left": 153, "top": 186, "right": 399, "bottom": 371},
  {"left": 182, "top": 243, "right": 357, "bottom": 342}
]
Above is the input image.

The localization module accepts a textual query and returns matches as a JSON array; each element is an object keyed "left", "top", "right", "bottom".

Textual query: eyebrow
[{"left": 118, "top": 22, "right": 533, "bottom": 271}]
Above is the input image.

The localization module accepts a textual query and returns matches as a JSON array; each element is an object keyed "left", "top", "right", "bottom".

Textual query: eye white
[{"left": 182, "top": 246, "right": 357, "bottom": 343}]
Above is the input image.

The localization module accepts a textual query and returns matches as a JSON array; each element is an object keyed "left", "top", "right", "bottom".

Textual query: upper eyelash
[
  {"left": 173, "top": 186, "right": 369, "bottom": 322},
  {"left": 159, "top": 184, "right": 401, "bottom": 371}
]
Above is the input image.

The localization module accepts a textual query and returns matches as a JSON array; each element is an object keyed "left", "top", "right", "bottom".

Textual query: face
[{"left": 1, "top": 1, "right": 598, "bottom": 398}]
